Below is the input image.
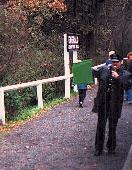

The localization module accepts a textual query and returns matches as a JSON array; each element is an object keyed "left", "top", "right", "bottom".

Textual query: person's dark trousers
[
  {"left": 78, "top": 89, "right": 86, "bottom": 103},
  {"left": 95, "top": 110, "right": 119, "bottom": 152},
  {"left": 95, "top": 110, "right": 107, "bottom": 152},
  {"left": 106, "top": 115, "right": 118, "bottom": 151}
]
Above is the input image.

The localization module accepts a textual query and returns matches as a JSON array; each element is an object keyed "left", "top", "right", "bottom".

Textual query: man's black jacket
[{"left": 93, "top": 66, "right": 131, "bottom": 118}]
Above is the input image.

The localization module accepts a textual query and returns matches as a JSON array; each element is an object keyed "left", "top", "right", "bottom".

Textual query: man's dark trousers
[{"left": 95, "top": 106, "right": 119, "bottom": 152}]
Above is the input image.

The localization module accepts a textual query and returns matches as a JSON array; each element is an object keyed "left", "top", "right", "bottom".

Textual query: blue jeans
[{"left": 125, "top": 89, "right": 132, "bottom": 102}]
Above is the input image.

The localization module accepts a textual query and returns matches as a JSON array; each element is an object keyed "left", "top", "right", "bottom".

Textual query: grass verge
[{"left": 0, "top": 92, "right": 77, "bottom": 135}]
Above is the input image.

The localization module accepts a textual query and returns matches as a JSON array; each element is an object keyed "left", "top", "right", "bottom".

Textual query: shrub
[{"left": 5, "top": 87, "right": 37, "bottom": 120}]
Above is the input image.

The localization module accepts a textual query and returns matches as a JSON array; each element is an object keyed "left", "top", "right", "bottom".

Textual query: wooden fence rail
[
  {"left": 0, "top": 74, "right": 73, "bottom": 125},
  {"left": 0, "top": 63, "right": 101, "bottom": 125}
]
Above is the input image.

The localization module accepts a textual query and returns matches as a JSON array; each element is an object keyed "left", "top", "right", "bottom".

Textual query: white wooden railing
[
  {"left": 0, "top": 62, "right": 102, "bottom": 125},
  {"left": 0, "top": 74, "right": 73, "bottom": 125}
]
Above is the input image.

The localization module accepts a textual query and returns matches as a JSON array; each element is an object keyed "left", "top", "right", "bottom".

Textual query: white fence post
[
  {"left": 64, "top": 34, "right": 70, "bottom": 98},
  {"left": 37, "top": 84, "right": 43, "bottom": 108},
  {"left": 0, "top": 90, "right": 5, "bottom": 125},
  {"left": 73, "top": 50, "right": 78, "bottom": 92}
]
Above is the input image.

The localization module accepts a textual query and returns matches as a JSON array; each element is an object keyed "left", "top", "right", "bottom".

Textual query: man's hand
[{"left": 112, "top": 71, "right": 119, "bottom": 78}]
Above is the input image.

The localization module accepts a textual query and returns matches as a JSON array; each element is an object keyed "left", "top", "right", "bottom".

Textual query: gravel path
[{"left": 0, "top": 87, "right": 132, "bottom": 170}]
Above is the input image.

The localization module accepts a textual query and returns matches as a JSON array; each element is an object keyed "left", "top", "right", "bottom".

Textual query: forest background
[{"left": 0, "top": 0, "right": 131, "bottom": 118}]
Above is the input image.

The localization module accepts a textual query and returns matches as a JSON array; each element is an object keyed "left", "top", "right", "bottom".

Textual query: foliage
[
  {"left": 0, "top": 0, "right": 65, "bottom": 83},
  {"left": 43, "top": 81, "right": 65, "bottom": 101},
  {"left": 12, "top": 106, "right": 41, "bottom": 121},
  {"left": 4, "top": 87, "right": 37, "bottom": 119},
  {"left": 94, "top": 0, "right": 131, "bottom": 59},
  {"left": 0, "top": 1, "right": 65, "bottom": 117},
  {"left": 0, "top": 0, "right": 131, "bottom": 117},
  {"left": 4, "top": 80, "right": 65, "bottom": 119}
]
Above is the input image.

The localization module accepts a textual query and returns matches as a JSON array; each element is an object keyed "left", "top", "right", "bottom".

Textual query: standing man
[
  {"left": 92, "top": 50, "right": 116, "bottom": 112},
  {"left": 94, "top": 54, "right": 131, "bottom": 156},
  {"left": 125, "top": 52, "right": 132, "bottom": 104}
]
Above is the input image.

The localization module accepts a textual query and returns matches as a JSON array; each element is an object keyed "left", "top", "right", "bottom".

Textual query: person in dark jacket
[
  {"left": 93, "top": 54, "right": 131, "bottom": 156},
  {"left": 92, "top": 51, "right": 116, "bottom": 113},
  {"left": 77, "top": 83, "right": 87, "bottom": 108},
  {"left": 124, "top": 52, "right": 132, "bottom": 104}
]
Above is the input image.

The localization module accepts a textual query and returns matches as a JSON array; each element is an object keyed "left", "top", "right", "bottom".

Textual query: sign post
[
  {"left": 73, "top": 51, "right": 78, "bottom": 92},
  {"left": 64, "top": 34, "right": 70, "bottom": 98},
  {"left": 64, "top": 33, "right": 80, "bottom": 97},
  {"left": 67, "top": 33, "right": 80, "bottom": 92}
]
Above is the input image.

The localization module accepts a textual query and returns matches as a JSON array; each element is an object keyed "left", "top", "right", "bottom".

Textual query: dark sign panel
[{"left": 67, "top": 34, "right": 79, "bottom": 51}]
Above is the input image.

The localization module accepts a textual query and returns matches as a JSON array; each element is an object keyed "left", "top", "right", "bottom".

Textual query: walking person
[
  {"left": 93, "top": 54, "right": 131, "bottom": 156},
  {"left": 73, "top": 59, "right": 90, "bottom": 108},
  {"left": 77, "top": 83, "right": 88, "bottom": 108}
]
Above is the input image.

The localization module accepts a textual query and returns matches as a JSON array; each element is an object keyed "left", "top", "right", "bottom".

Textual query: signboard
[
  {"left": 72, "top": 59, "right": 94, "bottom": 85},
  {"left": 67, "top": 34, "right": 79, "bottom": 51}
]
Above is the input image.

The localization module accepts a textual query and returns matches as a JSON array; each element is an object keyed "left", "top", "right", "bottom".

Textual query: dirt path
[{"left": 0, "top": 87, "right": 132, "bottom": 170}]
